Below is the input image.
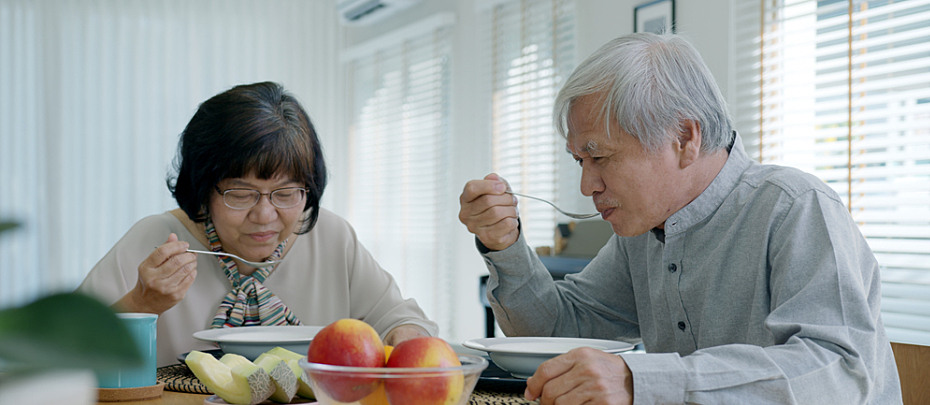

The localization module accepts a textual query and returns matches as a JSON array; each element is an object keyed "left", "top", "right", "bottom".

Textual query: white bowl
[
  {"left": 192, "top": 325, "right": 323, "bottom": 360},
  {"left": 462, "top": 337, "right": 635, "bottom": 379}
]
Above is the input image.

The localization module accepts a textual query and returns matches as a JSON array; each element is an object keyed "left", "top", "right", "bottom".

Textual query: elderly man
[{"left": 459, "top": 33, "right": 901, "bottom": 404}]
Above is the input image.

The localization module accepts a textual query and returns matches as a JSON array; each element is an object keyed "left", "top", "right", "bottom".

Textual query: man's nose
[{"left": 579, "top": 162, "right": 604, "bottom": 197}]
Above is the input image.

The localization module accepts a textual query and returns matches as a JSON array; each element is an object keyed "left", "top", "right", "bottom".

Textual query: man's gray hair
[{"left": 553, "top": 33, "right": 733, "bottom": 154}]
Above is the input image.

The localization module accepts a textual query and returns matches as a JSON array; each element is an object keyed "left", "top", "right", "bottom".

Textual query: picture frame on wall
[{"left": 634, "top": 0, "right": 675, "bottom": 34}]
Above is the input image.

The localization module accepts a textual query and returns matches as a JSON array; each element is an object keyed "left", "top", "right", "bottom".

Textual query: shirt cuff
[
  {"left": 480, "top": 232, "right": 544, "bottom": 281},
  {"left": 620, "top": 352, "right": 688, "bottom": 405},
  {"left": 475, "top": 236, "right": 492, "bottom": 254},
  {"left": 474, "top": 218, "right": 522, "bottom": 254}
]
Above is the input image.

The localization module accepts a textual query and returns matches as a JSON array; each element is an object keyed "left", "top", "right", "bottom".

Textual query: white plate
[
  {"left": 192, "top": 326, "right": 323, "bottom": 360},
  {"left": 462, "top": 337, "right": 633, "bottom": 354},
  {"left": 462, "top": 337, "right": 634, "bottom": 379}
]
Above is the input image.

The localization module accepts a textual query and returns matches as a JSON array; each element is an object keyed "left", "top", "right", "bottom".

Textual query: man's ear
[{"left": 677, "top": 120, "right": 702, "bottom": 169}]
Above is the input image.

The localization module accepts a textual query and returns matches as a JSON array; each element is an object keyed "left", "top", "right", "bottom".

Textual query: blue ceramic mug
[{"left": 97, "top": 313, "right": 158, "bottom": 388}]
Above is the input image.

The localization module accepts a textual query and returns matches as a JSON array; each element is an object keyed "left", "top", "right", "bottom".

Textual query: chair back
[{"left": 891, "top": 342, "right": 930, "bottom": 405}]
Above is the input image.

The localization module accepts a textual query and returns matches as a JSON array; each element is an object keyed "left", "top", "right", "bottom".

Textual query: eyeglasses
[{"left": 216, "top": 186, "right": 308, "bottom": 210}]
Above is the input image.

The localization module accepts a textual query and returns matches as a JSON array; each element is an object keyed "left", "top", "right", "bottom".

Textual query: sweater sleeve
[
  {"left": 337, "top": 217, "right": 439, "bottom": 339},
  {"left": 75, "top": 214, "right": 177, "bottom": 305},
  {"left": 483, "top": 231, "right": 640, "bottom": 342}
]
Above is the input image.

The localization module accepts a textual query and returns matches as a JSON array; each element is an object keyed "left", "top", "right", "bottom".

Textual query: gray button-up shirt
[{"left": 482, "top": 136, "right": 901, "bottom": 404}]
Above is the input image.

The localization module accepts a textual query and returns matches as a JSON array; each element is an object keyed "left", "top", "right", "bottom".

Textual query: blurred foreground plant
[{"left": 0, "top": 220, "right": 141, "bottom": 373}]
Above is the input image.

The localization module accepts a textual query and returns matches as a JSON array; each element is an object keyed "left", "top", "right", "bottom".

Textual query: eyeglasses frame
[{"left": 214, "top": 186, "right": 309, "bottom": 210}]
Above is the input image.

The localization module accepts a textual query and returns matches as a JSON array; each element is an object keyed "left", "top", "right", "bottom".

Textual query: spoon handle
[
  {"left": 506, "top": 192, "right": 600, "bottom": 219},
  {"left": 185, "top": 248, "right": 280, "bottom": 268},
  {"left": 186, "top": 248, "right": 226, "bottom": 257}
]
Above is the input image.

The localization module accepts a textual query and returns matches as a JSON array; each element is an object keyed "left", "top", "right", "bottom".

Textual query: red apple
[
  {"left": 358, "top": 345, "right": 393, "bottom": 405},
  {"left": 307, "top": 319, "right": 385, "bottom": 403},
  {"left": 384, "top": 337, "right": 464, "bottom": 405}
]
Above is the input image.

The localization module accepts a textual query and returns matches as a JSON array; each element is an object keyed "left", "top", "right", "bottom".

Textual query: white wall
[
  {"left": 0, "top": 0, "right": 344, "bottom": 309},
  {"left": 336, "top": 0, "right": 734, "bottom": 344},
  {"left": 0, "top": 0, "right": 734, "bottom": 346}
]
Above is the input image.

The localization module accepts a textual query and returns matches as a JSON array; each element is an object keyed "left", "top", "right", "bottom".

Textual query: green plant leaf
[
  {"left": 0, "top": 221, "right": 19, "bottom": 234},
  {"left": 0, "top": 292, "right": 143, "bottom": 371}
]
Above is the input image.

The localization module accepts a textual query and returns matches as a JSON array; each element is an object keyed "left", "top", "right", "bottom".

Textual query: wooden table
[
  {"left": 98, "top": 389, "right": 533, "bottom": 405},
  {"left": 98, "top": 390, "right": 208, "bottom": 405}
]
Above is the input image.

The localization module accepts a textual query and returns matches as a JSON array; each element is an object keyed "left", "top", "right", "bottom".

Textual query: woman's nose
[{"left": 249, "top": 194, "right": 278, "bottom": 222}]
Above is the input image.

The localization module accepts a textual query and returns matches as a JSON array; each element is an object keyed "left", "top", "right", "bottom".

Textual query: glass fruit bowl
[{"left": 299, "top": 354, "right": 488, "bottom": 405}]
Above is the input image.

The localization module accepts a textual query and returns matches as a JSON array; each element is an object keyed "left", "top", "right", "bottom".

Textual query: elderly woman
[{"left": 78, "top": 82, "right": 436, "bottom": 366}]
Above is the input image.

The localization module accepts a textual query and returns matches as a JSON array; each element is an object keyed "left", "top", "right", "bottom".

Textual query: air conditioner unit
[{"left": 337, "top": 0, "right": 422, "bottom": 26}]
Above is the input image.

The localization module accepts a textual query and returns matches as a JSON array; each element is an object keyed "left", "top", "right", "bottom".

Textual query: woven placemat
[
  {"left": 157, "top": 363, "right": 212, "bottom": 394},
  {"left": 158, "top": 364, "right": 533, "bottom": 405},
  {"left": 469, "top": 389, "right": 534, "bottom": 405}
]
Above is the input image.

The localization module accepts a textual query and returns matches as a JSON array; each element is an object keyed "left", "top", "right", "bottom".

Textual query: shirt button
[
  {"left": 668, "top": 263, "right": 677, "bottom": 273},
  {"left": 678, "top": 321, "right": 686, "bottom": 330}
]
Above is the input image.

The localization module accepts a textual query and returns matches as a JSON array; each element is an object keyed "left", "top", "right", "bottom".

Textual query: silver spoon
[
  {"left": 506, "top": 191, "right": 600, "bottom": 219},
  {"left": 186, "top": 249, "right": 281, "bottom": 268}
]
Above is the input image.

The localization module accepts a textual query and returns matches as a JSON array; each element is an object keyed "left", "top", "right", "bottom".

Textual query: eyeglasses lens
[
  {"left": 271, "top": 188, "right": 305, "bottom": 208},
  {"left": 223, "top": 188, "right": 306, "bottom": 209}
]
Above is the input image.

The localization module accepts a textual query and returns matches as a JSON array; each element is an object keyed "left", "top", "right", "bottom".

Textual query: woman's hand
[
  {"left": 115, "top": 233, "right": 198, "bottom": 314},
  {"left": 383, "top": 324, "right": 431, "bottom": 347}
]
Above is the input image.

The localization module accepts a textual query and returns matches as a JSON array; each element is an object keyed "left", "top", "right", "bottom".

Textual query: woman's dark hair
[{"left": 167, "top": 81, "right": 327, "bottom": 234}]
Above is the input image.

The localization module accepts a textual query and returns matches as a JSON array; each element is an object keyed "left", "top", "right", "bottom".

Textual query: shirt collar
[{"left": 661, "top": 131, "right": 753, "bottom": 237}]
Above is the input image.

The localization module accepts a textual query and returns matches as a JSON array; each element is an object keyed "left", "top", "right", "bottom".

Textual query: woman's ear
[{"left": 677, "top": 120, "right": 702, "bottom": 169}]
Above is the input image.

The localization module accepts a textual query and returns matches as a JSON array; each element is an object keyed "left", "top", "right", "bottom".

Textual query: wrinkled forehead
[
  {"left": 566, "top": 92, "right": 613, "bottom": 133},
  {"left": 565, "top": 96, "right": 612, "bottom": 155},
  {"left": 566, "top": 93, "right": 606, "bottom": 125}
]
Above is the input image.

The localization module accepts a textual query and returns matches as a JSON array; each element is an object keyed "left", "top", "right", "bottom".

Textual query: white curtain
[
  {"left": 0, "top": 0, "right": 341, "bottom": 308},
  {"left": 344, "top": 14, "right": 456, "bottom": 337},
  {"left": 734, "top": 0, "right": 930, "bottom": 345},
  {"left": 481, "top": 0, "right": 577, "bottom": 250}
]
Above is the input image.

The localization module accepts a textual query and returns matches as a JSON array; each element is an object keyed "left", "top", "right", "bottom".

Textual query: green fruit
[
  {"left": 286, "top": 358, "right": 316, "bottom": 399},
  {"left": 186, "top": 350, "right": 274, "bottom": 405},
  {"left": 267, "top": 346, "right": 315, "bottom": 399},
  {"left": 255, "top": 353, "right": 298, "bottom": 403},
  {"left": 266, "top": 346, "right": 303, "bottom": 361},
  {"left": 219, "top": 353, "right": 252, "bottom": 368}
]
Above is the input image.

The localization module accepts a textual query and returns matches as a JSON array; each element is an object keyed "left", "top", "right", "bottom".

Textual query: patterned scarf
[{"left": 206, "top": 218, "right": 302, "bottom": 328}]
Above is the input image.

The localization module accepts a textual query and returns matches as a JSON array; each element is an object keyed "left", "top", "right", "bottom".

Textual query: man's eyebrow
[
  {"left": 565, "top": 140, "right": 600, "bottom": 156},
  {"left": 585, "top": 140, "right": 600, "bottom": 154}
]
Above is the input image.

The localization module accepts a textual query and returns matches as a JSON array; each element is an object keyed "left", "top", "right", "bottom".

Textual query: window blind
[
  {"left": 482, "top": 0, "right": 576, "bottom": 249},
  {"left": 344, "top": 16, "right": 454, "bottom": 334},
  {"left": 735, "top": 0, "right": 930, "bottom": 346},
  {"left": 0, "top": 0, "right": 339, "bottom": 309}
]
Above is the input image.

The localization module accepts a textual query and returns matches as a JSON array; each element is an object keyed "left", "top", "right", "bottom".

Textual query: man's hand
[
  {"left": 116, "top": 233, "right": 198, "bottom": 314},
  {"left": 525, "top": 347, "right": 634, "bottom": 405},
  {"left": 458, "top": 173, "right": 520, "bottom": 251}
]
